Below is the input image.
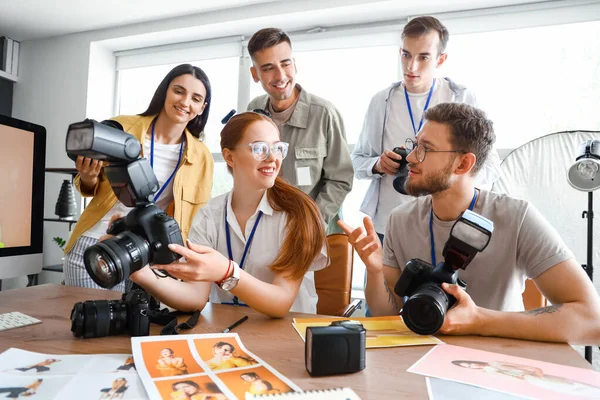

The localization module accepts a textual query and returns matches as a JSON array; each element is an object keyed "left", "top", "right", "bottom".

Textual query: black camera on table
[
  {"left": 392, "top": 147, "right": 409, "bottom": 194},
  {"left": 70, "top": 288, "right": 159, "bottom": 338},
  {"left": 305, "top": 320, "right": 366, "bottom": 377},
  {"left": 65, "top": 119, "right": 184, "bottom": 289},
  {"left": 394, "top": 209, "right": 494, "bottom": 335}
]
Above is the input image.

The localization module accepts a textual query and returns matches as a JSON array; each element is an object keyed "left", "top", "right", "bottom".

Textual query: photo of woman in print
[
  {"left": 240, "top": 372, "right": 280, "bottom": 396},
  {"left": 169, "top": 380, "right": 226, "bottom": 400},
  {"left": 0, "top": 379, "right": 42, "bottom": 399},
  {"left": 453, "top": 360, "right": 600, "bottom": 397},
  {"left": 14, "top": 359, "right": 60, "bottom": 373},
  {"left": 99, "top": 377, "right": 128, "bottom": 400},
  {"left": 115, "top": 356, "right": 136, "bottom": 372},
  {"left": 206, "top": 342, "right": 257, "bottom": 371},
  {"left": 157, "top": 348, "right": 188, "bottom": 377}
]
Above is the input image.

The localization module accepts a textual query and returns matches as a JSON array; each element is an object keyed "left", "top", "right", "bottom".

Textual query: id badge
[{"left": 296, "top": 166, "right": 312, "bottom": 186}]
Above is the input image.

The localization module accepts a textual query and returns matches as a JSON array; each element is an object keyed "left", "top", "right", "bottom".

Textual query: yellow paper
[{"left": 292, "top": 316, "right": 443, "bottom": 348}]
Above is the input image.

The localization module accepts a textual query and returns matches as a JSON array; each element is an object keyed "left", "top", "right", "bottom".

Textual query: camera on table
[
  {"left": 394, "top": 209, "right": 494, "bottom": 335},
  {"left": 305, "top": 320, "right": 366, "bottom": 377},
  {"left": 65, "top": 119, "right": 184, "bottom": 288},
  {"left": 391, "top": 147, "right": 409, "bottom": 194},
  {"left": 70, "top": 288, "right": 159, "bottom": 338}
]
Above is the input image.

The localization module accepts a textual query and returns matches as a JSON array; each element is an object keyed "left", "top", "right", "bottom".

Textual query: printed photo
[
  {"left": 58, "top": 373, "right": 148, "bottom": 400},
  {"left": 0, "top": 348, "right": 86, "bottom": 375},
  {"left": 154, "top": 375, "right": 227, "bottom": 400},
  {"left": 193, "top": 339, "right": 258, "bottom": 371},
  {"left": 409, "top": 345, "right": 600, "bottom": 400},
  {"left": 80, "top": 355, "right": 137, "bottom": 375},
  {"left": 216, "top": 366, "right": 294, "bottom": 399},
  {"left": 140, "top": 341, "right": 203, "bottom": 378},
  {"left": 0, "top": 375, "right": 71, "bottom": 400}
]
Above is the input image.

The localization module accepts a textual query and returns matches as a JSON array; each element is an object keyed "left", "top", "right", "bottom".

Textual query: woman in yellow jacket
[{"left": 63, "top": 64, "right": 214, "bottom": 292}]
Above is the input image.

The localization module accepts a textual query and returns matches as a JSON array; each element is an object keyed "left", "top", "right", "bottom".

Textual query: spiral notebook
[{"left": 246, "top": 387, "right": 361, "bottom": 399}]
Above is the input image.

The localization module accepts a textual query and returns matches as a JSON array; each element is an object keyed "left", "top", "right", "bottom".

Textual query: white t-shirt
[
  {"left": 83, "top": 138, "right": 183, "bottom": 239},
  {"left": 187, "top": 190, "right": 329, "bottom": 314},
  {"left": 374, "top": 79, "right": 453, "bottom": 234},
  {"left": 382, "top": 190, "right": 574, "bottom": 311}
]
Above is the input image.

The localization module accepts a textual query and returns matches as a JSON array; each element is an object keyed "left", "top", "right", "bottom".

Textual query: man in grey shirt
[
  {"left": 247, "top": 28, "right": 353, "bottom": 233},
  {"left": 340, "top": 102, "right": 600, "bottom": 344}
]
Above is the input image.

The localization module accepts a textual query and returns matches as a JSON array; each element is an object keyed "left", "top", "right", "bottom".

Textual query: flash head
[
  {"left": 66, "top": 119, "right": 141, "bottom": 163},
  {"left": 443, "top": 209, "right": 494, "bottom": 271}
]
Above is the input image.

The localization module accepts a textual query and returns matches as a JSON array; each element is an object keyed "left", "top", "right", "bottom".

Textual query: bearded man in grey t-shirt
[{"left": 339, "top": 102, "right": 600, "bottom": 344}]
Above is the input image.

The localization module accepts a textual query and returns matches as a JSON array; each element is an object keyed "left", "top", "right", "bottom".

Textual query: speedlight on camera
[
  {"left": 395, "top": 210, "right": 493, "bottom": 335},
  {"left": 66, "top": 119, "right": 141, "bottom": 162}
]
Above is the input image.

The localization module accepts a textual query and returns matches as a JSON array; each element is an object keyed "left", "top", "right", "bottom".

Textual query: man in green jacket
[{"left": 247, "top": 28, "right": 353, "bottom": 233}]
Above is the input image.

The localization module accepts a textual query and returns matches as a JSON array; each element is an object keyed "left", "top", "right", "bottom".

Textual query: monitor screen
[{"left": 0, "top": 115, "right": 46, "bottom": 279}]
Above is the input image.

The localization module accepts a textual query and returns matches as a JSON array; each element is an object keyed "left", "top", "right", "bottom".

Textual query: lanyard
[
  {"left": 150, "top": 119, "right": 185, "bottom": 202},
  {"left": 429, "top": 188, "right": 478, "bottom": 266},
  {"left": 404, "top": 78, "right": 436, "bottom": 136},
  {"left": 225, "top": 200, "right": 263, "bottom": 305}
]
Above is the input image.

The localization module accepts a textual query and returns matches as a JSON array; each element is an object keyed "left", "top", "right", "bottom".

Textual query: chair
[
  {"left": 314, "top": 233, "right": 361, "bottom": 317},
  {"left": 522, "top": 279, "right": 546, "bottom": 310}
]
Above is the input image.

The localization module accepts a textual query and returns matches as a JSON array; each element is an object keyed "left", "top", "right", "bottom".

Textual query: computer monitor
[{"left": 0, "top": 115, "right": 46, "bottom": 279}]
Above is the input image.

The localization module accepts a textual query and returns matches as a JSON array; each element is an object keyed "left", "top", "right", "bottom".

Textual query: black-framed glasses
[
  {"left": 246, "top": 141, "right": 289, "bottom": 161},
  {"left": 252, "top": 109, "right": 272, "bottom": 118},
  {"left": 405, "top": 138, "right": 464, "bottom": 163}
]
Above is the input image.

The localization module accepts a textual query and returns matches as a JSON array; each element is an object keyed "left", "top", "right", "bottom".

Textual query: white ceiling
[{"left": 0, "top": 0, "right": 551, "bottom": 42}]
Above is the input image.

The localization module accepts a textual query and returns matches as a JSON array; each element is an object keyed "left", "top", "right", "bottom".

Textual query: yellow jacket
[{"left": 65, "top": 114, "right": 214, "bottom": 254}]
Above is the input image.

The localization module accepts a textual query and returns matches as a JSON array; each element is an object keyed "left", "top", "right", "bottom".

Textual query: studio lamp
[
  {"left": 55, "top": 179, "right": 77, "bottom": 219},
  {"left": 567, "top": 139, "right": 600, "bottom": 364}
]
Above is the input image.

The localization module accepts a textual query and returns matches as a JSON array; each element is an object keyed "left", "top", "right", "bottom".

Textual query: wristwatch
[{"left": 219, "top": 261, "right": 241, "bottom": 291}]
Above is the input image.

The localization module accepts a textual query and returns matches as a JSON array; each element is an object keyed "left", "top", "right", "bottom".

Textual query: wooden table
[{"left": 0, "top": 284, "right": 592, "bottom": 399}]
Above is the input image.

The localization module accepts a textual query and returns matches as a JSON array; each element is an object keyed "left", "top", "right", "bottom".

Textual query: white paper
[{"left": 296, "top": 166, "right": 312, "bottom": 186}]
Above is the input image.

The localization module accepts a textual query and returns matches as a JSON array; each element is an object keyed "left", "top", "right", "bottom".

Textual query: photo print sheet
[
  {"left": 409, "top": 344, "right": 600, "bottom": 400},
  {"left": 131, "top": 333, "right": 301, "bottom": 400},
  {"left": 0, "top": 347, "right": 148, "bottom": 399}
]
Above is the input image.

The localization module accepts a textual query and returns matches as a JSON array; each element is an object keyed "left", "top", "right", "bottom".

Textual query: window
[{"left": 441, "top": 20, "right": 600, "bottom": 149}]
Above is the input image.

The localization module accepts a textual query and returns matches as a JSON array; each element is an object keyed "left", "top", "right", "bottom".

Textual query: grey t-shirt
[{"left": 382, "top": 190, "right": 574, "bottom": 312}]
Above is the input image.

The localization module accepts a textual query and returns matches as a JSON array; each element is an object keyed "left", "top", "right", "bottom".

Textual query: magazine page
[
  {"left": 409, "top": 344, "right": 600, "bottom": 400},
  {"left": 131, "top": 333, "right": 301, "bottom": 400},
  {"left": 293, "top": 316, "right": 443, "bottom": 348},
  {"left": 0, "top": 347, "right": 148, "bottom": 399}
]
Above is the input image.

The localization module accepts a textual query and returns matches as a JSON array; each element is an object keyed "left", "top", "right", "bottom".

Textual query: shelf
[
  {"left": 0, "top": 69, "right": 17, "bottom": 83},
  {"left": 45, "top": 168, "right": 78, "bottom": 175},
  {"left": 44, "top": 218, "right": 78, "bottom": 230}
]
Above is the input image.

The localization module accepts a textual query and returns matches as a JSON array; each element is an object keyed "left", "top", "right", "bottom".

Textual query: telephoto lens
[
  {"left": 84, "top": 231, "right": 150, "bottom": 289},
  {"left": 70, "top": 300, "right": 128, "bottom": 338}
]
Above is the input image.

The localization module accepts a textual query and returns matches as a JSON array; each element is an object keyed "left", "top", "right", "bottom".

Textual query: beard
[{"left": 405, "top": 162, "right": 454, "bottom": 197}]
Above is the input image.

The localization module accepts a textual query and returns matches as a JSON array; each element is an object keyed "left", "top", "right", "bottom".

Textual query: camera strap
[
  {"left": 147, "top": 308, "right": 201, "bottom": 336},
  {"left": 429, "top": 188, "right": 478, "bottom": 265},
  {"left": 150, "top": 118, "right": 185, "bottom": 202},
  {"left": 404, "top": 78, "right": 436, "bottom": 136}
]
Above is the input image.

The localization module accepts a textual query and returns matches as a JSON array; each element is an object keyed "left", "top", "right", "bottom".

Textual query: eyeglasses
[
  {"left": 405, "top": 138, "right": 464, "bottom": 163},
  {"left": 252, "top": 109, "right": 272, "bottom": 118},
  {"left": 246, "top": 141, "right": 289, "bottom": 161}
]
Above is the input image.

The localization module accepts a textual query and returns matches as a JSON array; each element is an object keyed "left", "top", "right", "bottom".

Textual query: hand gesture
[
  {"left": 152, "top": 240, "right": 230, "bottom": 282},
  {"left": 75, "top": 156, "right": 103, "bottom": 189},
  {"left": 374, "top": 149, "right": 404, "bottom": 175},
  {"left": 337, "top": 217, "right": 383, "bottom": 273},
  {"left": 439, "top": 283, "right": 482, "bottom": 335}
]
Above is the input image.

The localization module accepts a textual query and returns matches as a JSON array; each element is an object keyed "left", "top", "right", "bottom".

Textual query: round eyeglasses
[
  {"left": 247, "top": 141, "right": 289, "bottom": 161},
  {"left": 404, "top": 138, "right": 464, "bottom": 163}
]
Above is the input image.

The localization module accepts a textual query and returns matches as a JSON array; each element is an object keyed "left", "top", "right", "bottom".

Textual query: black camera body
[
  {"left": 83, "top": 204, "right": 184, "bottom": 288},
  {"left": 392, "top": 147, "right": 409, "bottom": 194},
  {"left": 71, "top": 288, "right": 158, "bottom": 338},
  {"left": 305, "top": 320, "right": 366, "bottom": 377},
  {"left": 394, "top": 258, "right": 466, "bottom": 335}
]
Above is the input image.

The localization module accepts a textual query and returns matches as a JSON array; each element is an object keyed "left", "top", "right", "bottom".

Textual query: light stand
[{"left": 567, "top": 139, "right": 600, "bottom": 365}]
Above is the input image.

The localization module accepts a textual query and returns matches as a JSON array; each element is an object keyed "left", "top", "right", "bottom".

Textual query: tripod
[{"left": 581, "top": 191, "right": 595, "bottom": 364}]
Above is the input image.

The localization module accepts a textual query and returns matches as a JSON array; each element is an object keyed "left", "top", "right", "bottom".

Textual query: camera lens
[
  {"left": 402, "top": 283, "right": 449, "bottom": 335},
  {"left": 70, "top": 300, "right": 128, "bottom": 338},
  {"left": 84, "top": 231, "right": 150, "bottom": 288}
]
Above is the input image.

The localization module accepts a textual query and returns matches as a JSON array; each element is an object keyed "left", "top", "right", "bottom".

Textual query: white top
[
  {"left": 188, "top": 190, "right": 329, "bottom": 314},
  {"left": 374, "top": 79, "right": 453, "bottom": 233},
  {"left": 83, "top": 139, "right": 182, "bottom": 239}
]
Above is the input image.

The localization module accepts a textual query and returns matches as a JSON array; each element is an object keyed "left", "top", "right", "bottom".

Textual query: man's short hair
[
  {"left": 248, "top": 28, "right": 292, "bottom": 60},
  {"left": 402, "top": 16, "right": 449, "bottom": 55},
  {"left": 424, "top": 103, "right": 495, "bottom": 174}
]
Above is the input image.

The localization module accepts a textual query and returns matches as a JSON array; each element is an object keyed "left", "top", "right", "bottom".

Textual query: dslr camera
[
  {"left": 394, "top": 209, "right": 494, "bottom": 335},
  {"left": 70, "top": 288, "right": 159, "bottom": 338},
  {"left": 305, "top": 320, "right": 366, "bottom": 377},
  {"left": 65, "top": 119, "right": 184, "bottom": 288},
  {"left": 391, "top": 147, "right": 409, "bottom": 194}
]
